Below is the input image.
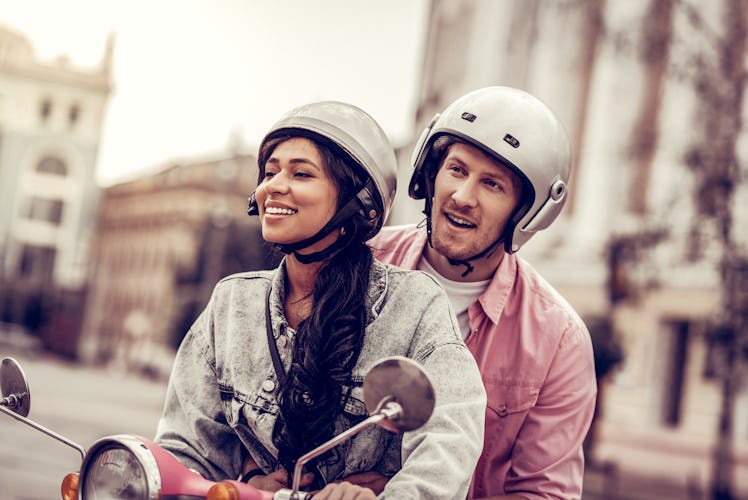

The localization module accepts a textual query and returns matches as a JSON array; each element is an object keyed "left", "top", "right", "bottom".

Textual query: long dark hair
[{"left": 258, "top": 132, "right": 375, "bottom": 479}]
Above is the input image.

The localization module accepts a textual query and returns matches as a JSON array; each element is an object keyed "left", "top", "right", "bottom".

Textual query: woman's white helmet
[
  {"left": 249, "top": 101, "right": 398, "bottom": 243},
  {"left": 409, "top": 86, "right": 571, "bottom": 253}
]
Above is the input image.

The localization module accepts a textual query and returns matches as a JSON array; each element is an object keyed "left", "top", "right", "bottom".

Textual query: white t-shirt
[{"left": 417, "top": 256, "right": 490, "bottom": 340}]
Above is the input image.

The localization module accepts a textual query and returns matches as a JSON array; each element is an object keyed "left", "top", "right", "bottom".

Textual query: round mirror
[
  {"left": 363, "top": 356, "right": 435, "bottom": 432},
  {"left": 0, "top": 357, "right": 31, "bottom": 417}
]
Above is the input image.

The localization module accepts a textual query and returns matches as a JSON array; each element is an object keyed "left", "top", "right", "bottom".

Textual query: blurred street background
[
  {"left": 2, "top": 1, "right": 748, "bottom": 499},
  {"left": 0, "top": 344, "right": 166, "bottom": 499}
]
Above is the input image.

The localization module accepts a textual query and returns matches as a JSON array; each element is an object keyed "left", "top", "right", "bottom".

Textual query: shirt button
[
  {"left": 498, "top": 404, "right": 508, "bottom": 416},
  {"left": 261, "top": 379, "right": 276, "bottom": 392}
]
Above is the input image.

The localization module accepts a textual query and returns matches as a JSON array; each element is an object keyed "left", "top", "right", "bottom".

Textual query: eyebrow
[
  {"left": 265, "top": 156, "right": 321, "bottom": 169},
  {"left": 445, "top": 152, "right": 520, "bottom": 186}
]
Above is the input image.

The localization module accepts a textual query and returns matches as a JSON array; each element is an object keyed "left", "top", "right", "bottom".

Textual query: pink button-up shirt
[{"left": 369, "top": 224, "right": 596, "bottom": 499}]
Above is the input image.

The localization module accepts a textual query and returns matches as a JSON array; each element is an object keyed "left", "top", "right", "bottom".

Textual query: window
[
  {"left": 36, "top": 157, "right": 67, "bottom": 176},
  {"left": 39, "top": 98, "right": 52, "bottom": 123},
  {"left": 662, "top": 320, "right": 689, "bottom": 427},
  {"left": 19, "top": 244, "right": 56, "bottom": 284},
  {"left": 68, "top": 103, "right": 80, "bottom": 127},
  {"left": 23, "top": 196, "right": 64, "bottom": 225}
]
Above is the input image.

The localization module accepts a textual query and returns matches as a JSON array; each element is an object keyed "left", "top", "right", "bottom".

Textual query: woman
[{"left": 155, "top": 101, "right": 486, "bottom": 499}]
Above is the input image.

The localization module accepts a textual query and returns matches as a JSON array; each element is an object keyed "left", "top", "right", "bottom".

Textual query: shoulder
[
  {"left": 376, "top": 259, "right": 442, "bottom": 291},
  {"left": 368, "top": 224, "right": 420, "bottom": 254},
  {"left": 216, "top": 270, "right": 273, "bottom": 286},
  {"left": 211, "top": 270, "right": 274, "bottom": 298}
]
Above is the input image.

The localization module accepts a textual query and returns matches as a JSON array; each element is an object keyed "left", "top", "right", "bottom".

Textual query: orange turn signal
[
  {"left": 60, "top": 472, "right": 79, "bottom": 500},
  {"left": 207, "top": 480, "right": 241, "bottom": 500}
]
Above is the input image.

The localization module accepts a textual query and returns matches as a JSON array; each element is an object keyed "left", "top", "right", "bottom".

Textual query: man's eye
[{"left": 484, "top": 179, "right": 506, "bottom": 192}]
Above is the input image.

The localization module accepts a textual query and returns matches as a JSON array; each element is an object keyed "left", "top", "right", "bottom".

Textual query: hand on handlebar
[
  {"left": 336, "top": 471, "right": 389, "bottom": 495},
  {"left": 313, "top": 481, "right": 377, "bottom": 500},
  {"left": 246, "top": 467, "right": 315, "bottom": 492}
]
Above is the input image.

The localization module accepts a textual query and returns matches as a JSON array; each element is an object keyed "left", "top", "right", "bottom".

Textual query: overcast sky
[{"left": 0, "top": 0, "right": 429, "bottom": 185}]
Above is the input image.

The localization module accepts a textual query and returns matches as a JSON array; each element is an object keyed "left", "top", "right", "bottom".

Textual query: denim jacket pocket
[
  {"left": 219, "top": 383, "right": 279, "bottom": 435},
  {"left": 219, "top": 381, "right": 281, "bottom": 469},
  {"left": 339, "top": 385, "right": 390, "bottom": 474}
]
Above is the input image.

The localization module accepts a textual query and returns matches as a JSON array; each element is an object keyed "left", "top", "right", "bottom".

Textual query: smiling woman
[
  {"left": 255, "top": 137, "right": 339, "bottom": 252},
  {"left": 154, "top": 100, "right": 487, "bottom": 499}
]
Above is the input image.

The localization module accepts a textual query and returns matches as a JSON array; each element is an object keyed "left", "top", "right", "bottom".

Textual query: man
[{"left": 368, "top": 86, "right": 597, "bottom": 499}]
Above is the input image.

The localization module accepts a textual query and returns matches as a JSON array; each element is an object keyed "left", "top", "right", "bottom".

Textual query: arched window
[{"left": 36, "top": 156, "right": 67, "bottom": 176}]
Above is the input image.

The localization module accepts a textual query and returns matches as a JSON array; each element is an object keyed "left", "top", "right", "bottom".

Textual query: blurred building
[
  {"left": 390, "top": 0, "right": 748, "bottom": 497},
  {"left": 78, "top": 153, "right": 277, "bottom": 377},
  {"left": 0, "top": 23, "right": 111, "bottom": 349}
]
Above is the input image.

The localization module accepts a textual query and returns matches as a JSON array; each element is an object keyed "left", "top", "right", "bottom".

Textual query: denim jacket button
[
  {"left": 498, "top": 404, "right": 508, "bottom": 416},
  {"left": 262, "top": 379, "right": 276, "bottom": 392}
]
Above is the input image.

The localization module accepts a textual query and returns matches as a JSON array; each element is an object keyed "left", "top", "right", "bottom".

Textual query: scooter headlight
[{"left": 78, "top": 435, "right": 160, "bottom": 500}]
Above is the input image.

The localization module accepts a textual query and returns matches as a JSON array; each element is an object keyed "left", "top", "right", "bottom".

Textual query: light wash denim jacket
[{"left": 155, "top": 259, "right": 486, "bottom": 499}]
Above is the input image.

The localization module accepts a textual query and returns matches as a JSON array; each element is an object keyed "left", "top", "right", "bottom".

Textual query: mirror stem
[
  {"left": 290, "top": 400, "right": 403, "bottom": 498},
  {"left": 0, "top": 405, "right": 86, "bottom": 460}
]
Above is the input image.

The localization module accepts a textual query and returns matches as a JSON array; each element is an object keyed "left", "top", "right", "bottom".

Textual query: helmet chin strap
[
  {"left": 291, "top": 233, "right": 349, "bottom": 264},
  {"left": 445, "top": 238, "right": 503, "bottom": 278},
  {"left": 275, "top": 180, "right": 375, "bottom": 264}
]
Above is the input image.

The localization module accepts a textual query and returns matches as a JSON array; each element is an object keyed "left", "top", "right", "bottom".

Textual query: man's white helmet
[{"left": 409, "top": 86, "right": 571, "bottom": 252}]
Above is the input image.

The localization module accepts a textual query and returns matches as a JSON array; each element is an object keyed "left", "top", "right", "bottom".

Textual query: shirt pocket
[{"left": 483, "top": 381, "right": 540, "bottom": 457}]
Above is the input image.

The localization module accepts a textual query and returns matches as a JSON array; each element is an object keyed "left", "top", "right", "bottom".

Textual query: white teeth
[
  {"left": 447, "top": 214, "right": 475, "bottom": 227},
  {"left": 265, "top": 206, "right": 297, "bottom": 215}
]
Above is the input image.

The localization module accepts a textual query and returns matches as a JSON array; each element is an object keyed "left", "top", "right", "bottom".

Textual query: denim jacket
[{"left": 155, "top": 259, "right": 486, "bottom": 499}]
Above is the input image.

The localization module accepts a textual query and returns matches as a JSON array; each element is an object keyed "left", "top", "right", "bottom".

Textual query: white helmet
[
  {"left": 248, "top": 101, "right": 397, "bottom": 259},
  {"left": 409, "top": 86, "right": 571, "bottom": 253}
]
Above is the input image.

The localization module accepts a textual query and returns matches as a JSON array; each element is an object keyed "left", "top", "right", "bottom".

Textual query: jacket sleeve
[
  {"left": 504, "top": 322, "right": 597, "bottom": 499},
  {"left": 381, "top": 281, "right": 487, "bottom": 500},
  {"left": 153, "top": 306, "right": 244, "bottom": 481}
]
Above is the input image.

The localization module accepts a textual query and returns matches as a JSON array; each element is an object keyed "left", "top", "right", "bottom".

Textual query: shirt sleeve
[
  {"left": 153, "top": 306, "right": 244, "bottom": 481},
  {"left": 381, "top": 282, "right": 487, "bottom": 500},
  {"left": 504, "top": 322, "right": 597, "bottom": 499}
]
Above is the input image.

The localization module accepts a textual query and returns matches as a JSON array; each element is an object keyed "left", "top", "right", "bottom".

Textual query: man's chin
[{"left": 432, "top": 242, "right": 472, "bottom": 262}]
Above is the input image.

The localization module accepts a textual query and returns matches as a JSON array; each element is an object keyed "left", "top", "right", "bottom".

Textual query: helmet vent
[
  {"left": 461, "top": 112, "right": 477, "bottom": 122},
  {"left": 503, "top": 134, "right": 520, "bottom": 148}
]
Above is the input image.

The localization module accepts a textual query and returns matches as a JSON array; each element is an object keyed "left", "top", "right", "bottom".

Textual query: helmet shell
[
  {"left": 255, "top": 101, "right": 397, "bottom": 239},
  {"left": 409, "top": 86, "right": 571, "bottom": 252}
]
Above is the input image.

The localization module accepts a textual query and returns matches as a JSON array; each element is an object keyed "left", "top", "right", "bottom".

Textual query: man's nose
[{"left": 451, "top": 179, "right": 478, "bottom": 207}]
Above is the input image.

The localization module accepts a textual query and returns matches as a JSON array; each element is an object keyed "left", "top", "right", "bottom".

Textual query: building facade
[
  {"left": 0, "top": 23, "right": 111, "bottom": 352},
  {"left": 390, "top": 0, "right": 748, "bottom": 496},
  {"left": 79, "top": 154, "right": 276, "bottom": 377}
]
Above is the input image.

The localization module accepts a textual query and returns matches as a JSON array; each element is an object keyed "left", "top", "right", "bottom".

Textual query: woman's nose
[{"left": 265, "top": 172, "right": 289, "bottom": 194}]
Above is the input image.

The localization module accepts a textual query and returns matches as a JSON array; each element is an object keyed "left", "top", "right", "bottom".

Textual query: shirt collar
[
  {"left": 407, "top": 225, "right": 516, "bottom": 325},
  {"left": 477, "top": 252, "right": 517, "bottom": 325}
]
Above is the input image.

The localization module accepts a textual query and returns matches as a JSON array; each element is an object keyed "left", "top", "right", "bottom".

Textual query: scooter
[{"left": 0, "top": 355, "right": 435, "bottom": 500}]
